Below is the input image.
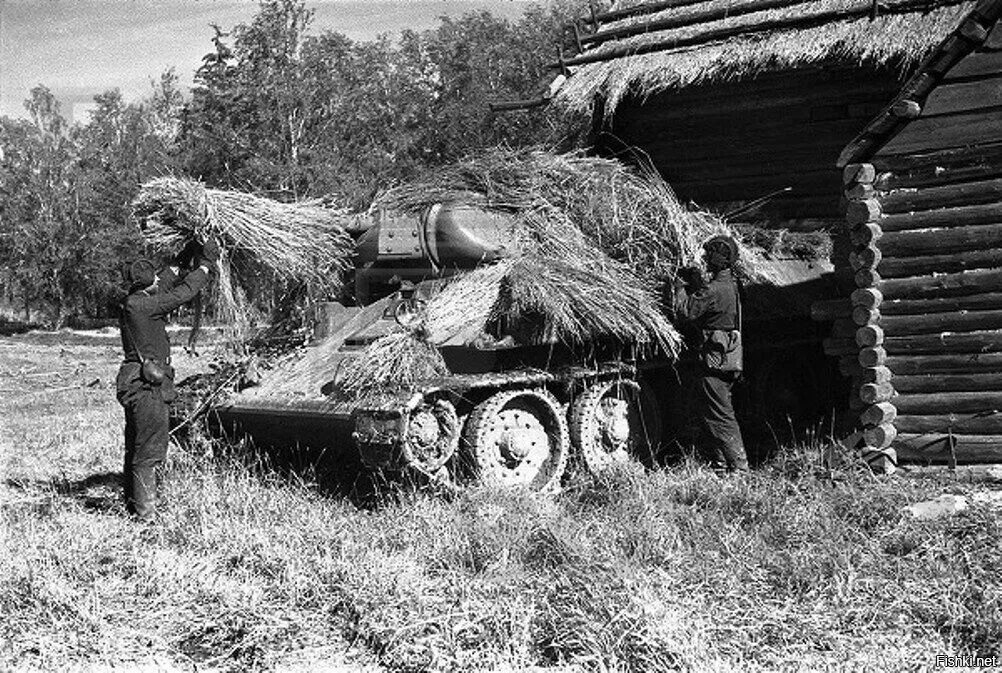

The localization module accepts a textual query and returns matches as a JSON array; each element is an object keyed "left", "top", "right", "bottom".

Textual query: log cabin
[
  {"left": 832, "top": 0, "right": 1002, "bottom": 468},
  {"left": 547, "top": 0, "right": 992, "bottom": 443}
]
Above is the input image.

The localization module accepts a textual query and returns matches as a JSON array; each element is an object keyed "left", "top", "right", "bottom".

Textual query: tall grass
[{"left": 3, "top": 339, "right": 1001, "bottom": 671}]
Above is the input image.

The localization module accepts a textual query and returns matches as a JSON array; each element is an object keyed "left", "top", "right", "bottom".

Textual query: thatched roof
[{"left": 555, "top": 0, "right": 975, "bottom": 114}]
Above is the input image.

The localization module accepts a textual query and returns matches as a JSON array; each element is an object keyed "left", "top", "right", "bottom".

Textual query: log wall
[
  {"left": 829, "top": 149, "right": 1002, "bottom": 465},
  {"left": 821, "top": 9, "right": 1002, "bottom": 467},
  {"left": 831, "top": 147, "right": 1002, "bottom": 465}
]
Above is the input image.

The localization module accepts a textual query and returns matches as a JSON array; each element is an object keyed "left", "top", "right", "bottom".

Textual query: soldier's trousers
[
  {"left": 695, "top": 370, "right": 749, "bottom": 472},
  {"left": 117, "top": 366, "right": 170, "bottom": 519}
]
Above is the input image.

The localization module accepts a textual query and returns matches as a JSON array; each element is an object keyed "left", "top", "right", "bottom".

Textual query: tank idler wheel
[
  {"left": 462, "top": 388, "right": 568, "bottom": 492},
  {"left": 401, "top": 399, "right": 460, "bottom": 475},
  {"left": 570, "top": 379, "right": 657, "bottom": 474}
]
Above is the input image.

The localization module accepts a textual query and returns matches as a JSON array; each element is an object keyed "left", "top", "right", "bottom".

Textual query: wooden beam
[
  {"left": 879, "top": 224, "right": 1002, "bottom": 258},
  {"left": 581, "top": 0, "right": 816, "bottom": 47},
  {"left": 879, "top": 177, "right": 1002, "bottom": 214},
  {"left": 859, "top": 346, "right": 887, "bottom": 367},
  {"left": 894, "top": 372, "right": 1002, "bottom": 394},
  {"left": 860, "top": 382, "right": 895, "bottom": 404},
  {"left": 896, "top": 413, "right": 1002, "bottom": 434},
  {"left": 876, "top": 109, "right": 1002, "bottom": 157},
  {"left": 893, "top": 368, "right": 1002, "bottom": 394},
  {"left": 922, "top": 75, "right": 1002, "bottom": 117},
  {"left": 879, "top": 248, "right": 1002, "bottom": 279},
  {"left": 886, "top": 352, "right": 1002, "bottom": 375},
  {"left": 864, "top": 422, "right": 897, "bottom": 449},
  {"left": 851, "top": 287, "right": 883, "bottom": 309},
  {"left": 881, "top": 292, "right": 1002, "bottom": 316},
  {"left": 850, "top": 223, "right": 883, "bottom": 246},
  {"left": 894, "top": 434, "right": 1002, "bottom": 464},
  {"left": 843, "top": 163, "right": 876, "bottom": 186},
  {"left": 885, "top": 330, "right": 1002, "bottom": 355},
  {"left": 895, "top": 391, "right": 1002, "bottom": 414},
  {"left": 588, "top": 0, "right": 710, "bottom": 26},
  {"left": 880, "top": 309, "right": 1002, "bottom": 336},
  {"left": 878, "top": 268, "right": 1002, "bottom": 301},
  {"left": 879, "top": 202, "right": 1002, "bottom": 233},
  {"left": 861, "top": 402, "right": 898, "bottom": 425},
  {"left": 873, "top": 141, "right": 1002, "bottom": 175},
  {"left": 856, "top": 325, "right": 885, "bottom": 347}
]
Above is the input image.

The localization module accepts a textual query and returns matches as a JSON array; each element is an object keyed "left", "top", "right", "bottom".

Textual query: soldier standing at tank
[
  {"left": 117, "top": 240, "right": 218, "bottom": 521},
  {"left": 673, "top": 235, "right": 749, "bottom": 474}
]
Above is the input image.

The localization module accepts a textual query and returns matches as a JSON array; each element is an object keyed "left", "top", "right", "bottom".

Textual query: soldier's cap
[
  {"left": 122, "top": 258, "right": 156, "bottom": 289},
  {"left": 703, "top": 234, "right": 739, "bottom": 263}
]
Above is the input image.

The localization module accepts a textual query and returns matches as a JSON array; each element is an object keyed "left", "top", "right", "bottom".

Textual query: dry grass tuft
[{"left": 332, "top": 331, "right": 450, "bottom": 403}]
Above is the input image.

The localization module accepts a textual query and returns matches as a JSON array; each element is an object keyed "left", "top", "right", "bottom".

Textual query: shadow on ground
[{"left": 4, "top": 472, "right": 123, "bottom": 515}]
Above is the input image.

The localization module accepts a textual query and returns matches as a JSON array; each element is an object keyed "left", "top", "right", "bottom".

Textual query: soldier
[
  {"left": 674, "top": 235, "right": 749, "bottom": 474},
  {"left": 117, "top": 239, "right": 218, "bottom": 521}
]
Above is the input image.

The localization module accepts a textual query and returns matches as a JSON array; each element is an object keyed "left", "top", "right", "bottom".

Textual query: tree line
[{"left": 0, "top": 0, "right": 588, "bottom": 327}]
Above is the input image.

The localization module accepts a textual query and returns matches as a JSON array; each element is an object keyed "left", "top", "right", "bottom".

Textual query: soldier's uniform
[
  {"left": 674, "top": 265, "right": 749, "bottom": 473},
  {"left": 118, "top": 264, "right": 210, "bottom": 519}
]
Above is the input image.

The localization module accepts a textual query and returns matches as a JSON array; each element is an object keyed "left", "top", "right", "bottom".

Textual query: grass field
[{"left": 2, "top": 333, "right": 1001, "bottom": 672}]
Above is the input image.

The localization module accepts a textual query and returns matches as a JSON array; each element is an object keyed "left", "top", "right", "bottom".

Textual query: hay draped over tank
[{"left": 133, "top": 177, "right": 355, "bottom": 336}]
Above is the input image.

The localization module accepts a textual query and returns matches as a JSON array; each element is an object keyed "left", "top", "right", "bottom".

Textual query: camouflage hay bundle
[
  {"left": 375, "top": 147, "right": 727, "bottom": 284},
  {"left": 376, "top": 147, "right": 829, "bottom": 286},
  {"left": 495, "top": 256, "right": 679, "bottom": 353},
  {"left": 333, "top": 331, "right": 449, "bottom": 402},
  {"left": 133, "top": 177, "right": 356, "bottom": 337}
]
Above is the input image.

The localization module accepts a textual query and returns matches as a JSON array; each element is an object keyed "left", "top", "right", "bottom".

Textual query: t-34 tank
[{"left": 212, "top": 202, "right": 673, "bottom": 491}]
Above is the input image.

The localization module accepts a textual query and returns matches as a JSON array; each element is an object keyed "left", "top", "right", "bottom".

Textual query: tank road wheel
[
  {"left": 462, "top": 389, "right": 568, "bottom": 492},
  {"left": 570, "top": 379, "right": 661, "bottom": 473},
  {"left": 401, "top": 399, "right": 460, "bottom": 476}
]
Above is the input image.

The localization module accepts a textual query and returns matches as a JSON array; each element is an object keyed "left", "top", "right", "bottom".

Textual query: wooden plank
[
  {"left": 922, "top": 77, "right": 1002, "bottom": 117},
  {"left": 894, "top": 434, "right": 1002, "bottom": 464},
  {"left": 886, "top": 352, "right": 1002, "bottom": 374},
  {"left": 879, "top": 268, "right": 1002, "bottom": 300},
  {"left": 879, "top": 224, "right": 1002, "bottom": 257},
  {"left": 896, "top": 414, "right": 1002, "bottom": 434},
  {"left": 872, "top": 141, "right": 1002, "bottom": 179},
  {"left": 878, "top": 177, "right": 1002, "bottom": 214},
  {"left": 894, "top": 391, "right": 1002, "bottom": 414},
  {"left": 881, "top": 309, "right": 1002, "bottom": 336},
  {"left": 582, "top": 0, "right": 819, "bottom": 48},
  {"left": 878, "top": 248, "right": 1002, "bottom": 279},
  {"left": 885, "top": 330, "right": 1002, "bottom": 355},
  {"left": 879, "top": 202, "right": 1002, "bottom": 232},
  {"left": 881, "top": 292, "right": 1002, "bottom": 315},
  {"left": 893, "top": 371, "right": 1002, "bottom": 393},
  {"left": 876, "top": 109, "right": 1002, "bottom": 156},
  {"left": 985, "top": 20, "right": 1002, "bottom": 50},
  {"left": 942, "top": 51, "right": 1002, "bottom": 81}
]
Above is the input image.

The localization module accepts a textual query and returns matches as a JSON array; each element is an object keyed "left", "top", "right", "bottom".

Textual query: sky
[{"left": 0, "top": 0, "right": 533, "bottom": 121}]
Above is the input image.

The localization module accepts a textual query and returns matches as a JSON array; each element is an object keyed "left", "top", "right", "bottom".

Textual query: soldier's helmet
[
  {"left": 703, "top": 234, "right": 739, "bottom": 269},
  {"left": 122, "top": 259, "right": 156, "bottom": 290}
]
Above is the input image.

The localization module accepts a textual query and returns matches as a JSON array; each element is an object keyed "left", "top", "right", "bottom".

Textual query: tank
[{"left": 210, "top": 203, "right": 673, "bottom": 491}]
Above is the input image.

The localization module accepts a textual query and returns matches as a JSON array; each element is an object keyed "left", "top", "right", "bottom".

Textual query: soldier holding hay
[
  {"left": 674, "top": 235, "right": 749, "bottom": 474},
  {"left": 117, "top": 240, "right": 218, "bottom": 521}
]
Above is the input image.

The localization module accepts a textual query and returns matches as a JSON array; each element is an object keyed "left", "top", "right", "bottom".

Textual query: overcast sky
[{"left": 0, "top": 0, "right": 532, "bottom": 120}]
